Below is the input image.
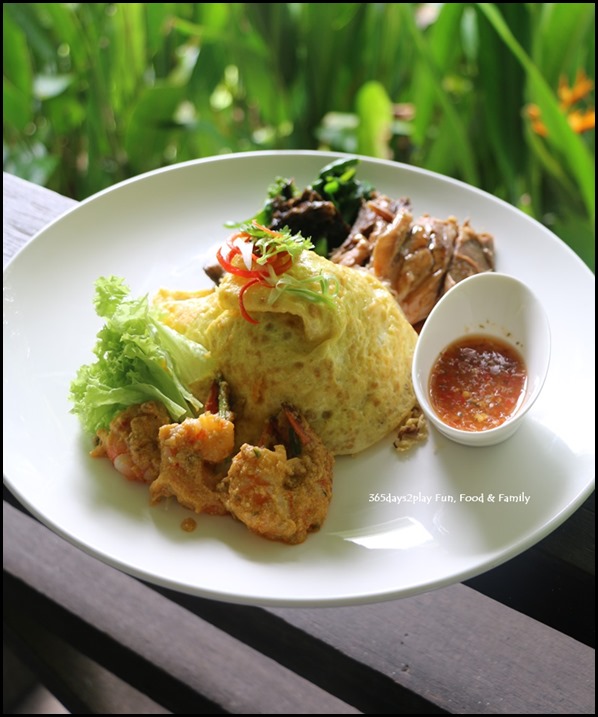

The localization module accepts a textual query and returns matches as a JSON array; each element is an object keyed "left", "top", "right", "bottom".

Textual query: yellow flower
[
  {"left": 525, "top": 104, "right": 548, "bottom": 137},
  {"left": 567, "top": 109, "right": 596, "bottom": 134},
  {"left": 526, "top": 68, "right": 594, "bottom": 136},
  {"left": 558, "top": 69, "right": 594, "bottom": 110}
]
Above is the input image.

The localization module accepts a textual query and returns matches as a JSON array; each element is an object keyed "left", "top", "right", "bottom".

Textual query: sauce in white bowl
[{"left": 412, "top": 272, "right": 551, "bottom": 447}]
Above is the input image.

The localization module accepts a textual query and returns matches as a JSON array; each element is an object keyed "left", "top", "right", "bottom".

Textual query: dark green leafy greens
[
  {"left": 69, "top": 276, "right": 215, "bottom": 434},
  {"left": 227, "top": 157, "right": 374, "bottom": 241},
  {"left": 309, "top": 158, "right": 374, "bottom": 225}
]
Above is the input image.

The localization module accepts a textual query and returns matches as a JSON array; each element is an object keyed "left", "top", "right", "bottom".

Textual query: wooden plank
[
  {"left": 538, "top": 492, "right": 595, "bottom": 573},
  {"left": 5, "top": 612, "right": 171, "bottom": 714},
  {"left": 3, "top": 502, "right": 361, "bottom": 715},
  {"left": 3, "top": 642, "right": 41, "bottom": 712},
  {"left": 269, "top": 596, "right": 595, "bottom": 715},
  {"left": 3, "top": 172, "right": 76, "bottom": 266},
  {"left": 465, "top": 540, "right": 595, "bottom": 647},
  {"left": 4, "top": 571, "right": 226, "bottom": 715},
  {"left": 154, "top": 587, "right": 450, "bottom": 715},
  {"left": 162, "top": 586, "right": 596, "bottom": 715}
]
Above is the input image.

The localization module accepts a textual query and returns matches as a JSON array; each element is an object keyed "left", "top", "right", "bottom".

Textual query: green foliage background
[{"left": 3, "top": 3, "right": 595, "bottom": 267}]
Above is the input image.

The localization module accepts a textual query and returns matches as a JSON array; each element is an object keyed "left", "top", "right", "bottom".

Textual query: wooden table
[{"left": 3, "top": 172, "right": 595, "bottom": 714}]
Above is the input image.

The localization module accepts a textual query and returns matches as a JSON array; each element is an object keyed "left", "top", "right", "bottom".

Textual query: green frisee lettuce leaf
[{"left": 69, "top": 276, "right": 215, "bottom": 434}]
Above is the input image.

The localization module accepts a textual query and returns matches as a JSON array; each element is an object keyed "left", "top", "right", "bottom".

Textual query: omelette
[{"left": 153, "top": 247, "right": 418, "bottom": 456}]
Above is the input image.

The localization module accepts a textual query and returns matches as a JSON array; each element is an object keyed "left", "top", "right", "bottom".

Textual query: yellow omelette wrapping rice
[{"left": 153, "top": 250, "right": 418, "bottom": 455}]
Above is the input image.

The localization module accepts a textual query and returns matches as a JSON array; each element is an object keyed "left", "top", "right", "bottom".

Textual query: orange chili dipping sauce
[{"left": 429, "top": 335, "right": 527, "bottom": 432}]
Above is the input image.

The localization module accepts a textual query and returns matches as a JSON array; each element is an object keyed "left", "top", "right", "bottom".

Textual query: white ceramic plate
[{"left": 4, "top": 151, "right": 595, "bottom": 607}]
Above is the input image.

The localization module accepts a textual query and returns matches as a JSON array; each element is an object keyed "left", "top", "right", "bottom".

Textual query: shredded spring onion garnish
[{"left": 216, "top": 220, "right": 339, "bottom": 324}]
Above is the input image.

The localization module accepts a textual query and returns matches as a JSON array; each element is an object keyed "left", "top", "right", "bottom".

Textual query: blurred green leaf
[
  {"left": 124, "top": 83, "right": 186, "bottom": 170},
  {"left": 4, "top": 3, "right": 57, "bottom": 65},
  {"left": 411, "top": 3, "right": 466, "bottom": 146},
  {"left": 355, "top": 81, "right": 393, "bottom": 158},
  {"left": 45, "top": 95, "right": 86, "bottom": 135},
  {"left": 3, "top": 80, "right": 32, "bottom": 131},
  {"left": 401, "top": 3, "right": 479, "bottom": 185},
  {"left": 548, "top": 214, "right": 595, "bottom": 271},
  {"left": 3, "top": 9, "right": 34, "bottom": 132},
  {"left": 474, "top": 3, "right": 529, "bottom": 204},
  {"left": 145, "top": 3, "right": 172, "bottom": 58},
  {"left": 535, "top": 3, "right": 596, "bottom": 86},
  {"left": 3, "top": 10, "right": 33, "bottom": 96},
  {"left": 111, "top": 3, "right": 147, "bottom": 101}
]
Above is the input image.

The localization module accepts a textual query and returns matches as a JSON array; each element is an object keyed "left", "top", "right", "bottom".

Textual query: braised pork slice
[
  {"left": 390, "top": 215, "right": 458, "bottom": 325},
  {"left": 442, "top": 221, "right": 495, "bottom": 294},
  {"left": 330, "top": 194, "right": 411, "bottom": 267},
  {"left": 332, "top": 196, "right": 495, "bottom": 325}
]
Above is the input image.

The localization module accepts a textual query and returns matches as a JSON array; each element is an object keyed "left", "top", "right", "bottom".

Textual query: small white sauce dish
[{"left": 412, "top": 272, "right": 551, "bottom": 447}]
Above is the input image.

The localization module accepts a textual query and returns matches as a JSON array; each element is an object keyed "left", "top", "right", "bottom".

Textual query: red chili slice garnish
[
  {"left": 215, "top": 223, "right": 298, "bottom": 323},
  {"left": 238, "top": 278, "right": 261, "bottom": 324},
  {"left": 216, "top": 244, "right": 263, "bottom": 279}
]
